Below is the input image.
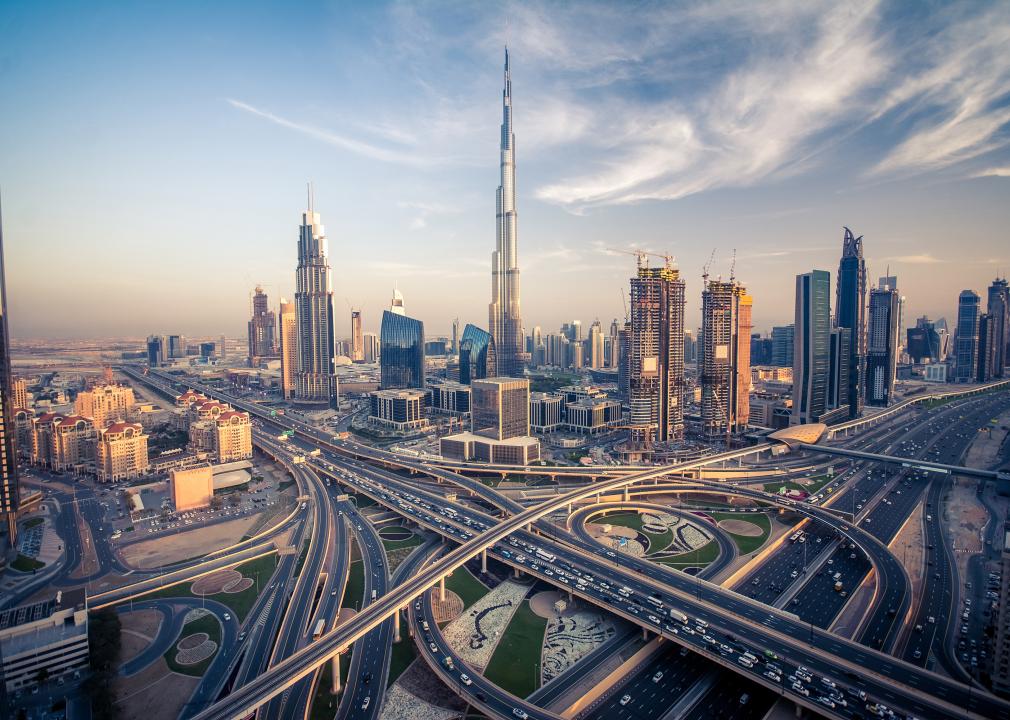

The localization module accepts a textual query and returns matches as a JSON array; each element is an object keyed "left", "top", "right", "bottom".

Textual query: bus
[
  {"left": 313, "top": 620, "right": 326, "bottom": 640},
  {"left": 534, "top": 549, "right": 557, "bottom": 564}
]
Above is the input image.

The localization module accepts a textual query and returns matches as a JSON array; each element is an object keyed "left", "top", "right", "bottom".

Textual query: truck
[
  {"left": 534, "top": 549, "right": 557, "bottom": 563},
  {"left": 313, "top": 619, "right": 325, "bottom": 640},
  {"left": 308, "top": 448, "right": 321, "bottom": 457},
  {"left": 834, "top": 581, "right": 844, "bottom": 592},
  {"left": 668, "top": 608, "right": 689, "bottom": 624}
]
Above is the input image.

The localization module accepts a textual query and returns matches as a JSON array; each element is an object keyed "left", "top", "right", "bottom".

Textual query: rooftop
[{"left": 0, "top": 588, "right": 86, "bottom": 632}]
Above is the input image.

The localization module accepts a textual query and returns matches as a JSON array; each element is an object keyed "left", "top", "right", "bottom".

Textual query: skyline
[{"left": 3, "top": 1, "right": 1010, "bottom": 340}]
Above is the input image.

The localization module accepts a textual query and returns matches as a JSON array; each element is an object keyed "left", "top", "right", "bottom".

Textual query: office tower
[
  {"left": 459, "top": 324, "right": 496, "bottom": 384},
  {"left": 219, "top": 335, "right": 227, "bottom": 360},
  {"left": 451, "top": 318, "right": 460, "bottom": 355},
  {"left": 146, "top": 335, "right": 165, "bottom": 367},
  {"left": 907, "top": 316, "right": 942, "bottom": 364},
  {"left": 836, "top": 227, "right": 867, "bottom": 418},
  {"left": 828, "top": 327, "right": 852, "bottom": 412},
  {"left": 380, "top": 310, "right": 425, "bottom": 389},
  {"left": 608, "top": 319, "right": 620, "bottom": 369},
  {"left": 167, "top": 334, "right": 186, "bottom": 359},
  {"left": 771, "top": 325, "right": 794, "bottom": 367},
  {"left": 954, "top": 290, "right": 981, "bottom": 383},
  {"left": 363, "top": 332, "right": 379, "bottom": 363},
  {"left": 865, "top": 283, "right": 900, "bottom": 406},
  {"left": 278, "top": 298, "right": 297, "bottom": 399},
  {"left": 988, "top": 277, "right": 1009, "bottom": 377},
  {"left": 561, "top": 321, "right": 582, "bottom": 343},
  {"left": 74, "top": 384, "right": 136, "bottom": 428},
  {"left": 199, "top": 342, "right": 215, "bottom": 359},
  {"left": 588, "top": 320, "right": 604, "bottom": 369},
  {"left": 935, "top": 318, "right": 951, "bottom": 361},
  {"left": 487, "top": 52, "right": 528, "bottom": 375},
  {"left": 629, "top": 259, "right": 686, "bottom": 442},
  {"left": 390, "top": 287, "right": 405, "bottom": 316},
  {"left": 570, "top": 342, "right": 584, "bottom": 369},
  {"left": 978, "top": 314, "right": 998, "bottom": 383},
  {"left": 0, "top": 203, "right": 18, "bottom": 542},
  {"left": 294, "top": 192, "right": 338, "bottom": 406},
  {"left": 749, "top": 334, "right": 771, "bottom": 366},
  {"left": 350, "top": 309, "right": 364, "bottom": 363},
  {"left": 472, "top": 377, "right": 530, "bottom": 440},
  {"left": 700, "top": 279, "right": 752, "bottom": 439},
  {"left": 682, "top": 330, "right": 696, "bottom": 365},
  {"left": 792, "top": 270, "right": 831, "bottom": 424},
  {"left": 247, "top": 285, "right": 276, "bottom": 365}
]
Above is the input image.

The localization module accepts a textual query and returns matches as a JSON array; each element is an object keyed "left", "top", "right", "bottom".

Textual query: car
[
  {"left": 429, "top": 642, "right": 438, "bottom": 652},
  {"left": 652, "top": 671, "right": 664, "bottom": 683},
  {"left": 619, "top": 695, "right": 632, "bottom": 706},
  {"left": 513, "top": 709, "right": 529, "bottom": 719},
  {"left": 460, "top": 673, "right": 472, "bottom": 685},
  {"left": 223, "top": 613, "right": 231, "bottom": 621},
  {"left": 238, "top": 632, "right": 246, "bottom": 641},
  {"left": 361, "top": 672, "right": 372, "bottom": 685},
  {"left": 360, "top": 697, "right": 370, "bottom": 710},
  {"left": 818, "top": 697, "right": 836, "bottom": 709}
]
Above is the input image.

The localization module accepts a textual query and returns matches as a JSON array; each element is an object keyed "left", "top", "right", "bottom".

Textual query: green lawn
[
  {"left": 710, "top": 512, "right": 772, "bottom": 555},
  {"left": 342, "top": 560, "right": 366, "bottom": 611},
  {"left": 164, "top": 611, "right": 221, "bottom": 677},
  {"left": 388, "top": 630, "right": 417, "bottom": 687},
  {"left": 381, "top": 531, "right": 422, "bottom": 553},
  {"left": 484, "top": 600, "right": 547, "bottom": 698},
  {"left": 601, "top": 512, "right": 672, "bottom": 554},
  {"left": 804, "top": 474, "right": 834, "bottom": 494},
  {"left": 11, "top": 554, "right": 45, "bottom": 572},
  {"left": 444, "top": 567, "right": 488, "bottom": 610},
  {"left": 657, "top": 539, "right": 720, "bottom": 568},
  {"left": 763, "top": 480, "right": 806, "bottom": 495}
]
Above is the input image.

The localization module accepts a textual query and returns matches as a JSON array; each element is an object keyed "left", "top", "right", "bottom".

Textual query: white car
[{"left": 620, "top": 695, "right": 632, "bottom": 706}]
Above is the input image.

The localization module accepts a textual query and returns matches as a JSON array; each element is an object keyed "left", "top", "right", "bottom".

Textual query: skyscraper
[
  {"left": 146, "top": 335, "right": 165, "bottom": 367},
  {"left": 987, "top": 277, "right": 1009, "bottom": 378},
  {"left": 167, "top": 334, "right": 186, "bottom": 359},
  {"left": 451, "top": 317, "right": 460, "bottom": 355},
  {"left": 865, "top": 282, "right": 900, "bottom": 406},
  {"left": 588, "top": 320, "right": 604, "bottom": 369},
  {"left": 278, "top": 298, "right": 297, "bottom": 399},
  {"left": 350, "top": 309, "right": 364, "bottom": 363},
  {"left": 294, "top": 191, "right": 337, "bottom": 406},
  {"left": 700, "top": 278, "right": 752, "bottom": 439},
  {"left": 978, "top": 313, "right": 998, "bottom": 382},
  {"left": 380, "top": 310, "right": 425, "bottom": 390},
  {"left": 792, "top": 270, "right": 831, "bottom": 425},
  {"left": 836, "top": 227, "right": 867, "bottom": 418},
  {"left": 459, "top": 324, "right": 496, "bottom": 384},
  {"left": 771, "top": 325, "right": 794, "bottom": 367},
  {"left": 907, "top": 316, "right": 943, "bottom": 364},
  {"left": 629, "top": 260, "right": 686, "bottom": 442},
  {"left": 363, "top": 332, "right": 379, "bottom": 363},
  {"left": 0, "top": 199, "right": 18, "bottom": 542},
  {"left": 954, "top": 290, "right": 981, "bottom": 383},
  {"left": 390, "top": 287, "right": 405, "bottom": 316},
  {"left": 488, "top": 49, "right": 528, "bottom": 377},
  {"left": 247, "top": 285, "right": 277, "bottom": 365}
]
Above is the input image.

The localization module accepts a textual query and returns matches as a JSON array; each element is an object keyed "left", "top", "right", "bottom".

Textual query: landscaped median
[
  {"left": 165, "top": 609, "right": 221, "bottom": 677},
  {"left": 710, "top": 512, "right": 771, "bottom": 555},
  {"left": 483, "top": 596, "right": 547, "bottom": 698}
]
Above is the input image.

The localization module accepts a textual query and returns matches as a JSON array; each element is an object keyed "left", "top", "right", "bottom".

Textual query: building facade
[
  {"left": 430, "top": 382, "right": 471, "bottom": 417},
  {"left": 171, "top": 464, "right": 214, "bottom": 512},
  {"left": 380, "top": 310, "right": 425, "bottom": 389},
  {"left": 74, "top": 384, "right": 136, "bottom": 428},
  {"left": 529, "top": 392, "right": 564, "bottom": 432},
  {"left": 459, "top": 324, "right": 496, "bottom": 385},
  {"left": 988, "top": 277, "right": 1009, "bottom": 378},
  {"left": 369, "top": 389, "right": 429, "bottom": 431},
  {"left": 566, "top": 397, "right": 621, "bottom": 434},
  {"left": 2, "top": 223, "right": 21, "bottom": 542},
  {"left": 294, "top": 197, "right": 338, "bottom": 406},
  {"left": 954, "top": 290, "right": 981, "bottom": 383},
  {"left": 0, "top": 589, "right": 89, "bottom": 691},
  {"left": 350, "top": 309, "right": 364, "bottom": 362},
  {"left": 865, "top": 283, "right": 900, "bottom": 406},
  {"left": 96, "top": 422, "right": 149, "bottom": 482},
  {"left": 792, "top": 270, "right": 831, "bottom": 424},
  {"left": 278, "top": 298, "right": 297, "bottom": 399},
  {"left": 700, "top": 278, "right": 752, "bottom": 439},
  {"left": 247, "top": 285, "right": 277, "bottom": 364},
  {"left": 771, "top": 325, "right": 794, "bottom": 367},
  {"left": 214, "top": 411, "right": 253, "bottom": 462},
  {"left": 836, "top": 227, "right": 867, "bottom": 418}
]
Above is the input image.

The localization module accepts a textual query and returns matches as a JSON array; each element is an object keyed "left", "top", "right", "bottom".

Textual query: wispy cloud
[
  {"left": 882, "top": 254, "right": 942, "bottom": 265},
  {"left": 974, "top": 166, "right": 1010, "bottom": 178}
]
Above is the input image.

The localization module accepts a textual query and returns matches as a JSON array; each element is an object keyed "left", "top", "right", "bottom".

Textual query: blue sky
[{"left": 2, "top": 0, "right": 1009, "bottom": 341}]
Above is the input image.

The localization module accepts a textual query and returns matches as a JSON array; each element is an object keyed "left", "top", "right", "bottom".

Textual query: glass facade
[
  {"left": 472, "top": 378, "right": 529, "bottom": 440},
  {"left": 459, "top": 324, "right": 496, "bottom": 384},
  {"left": 380, "top": 310, "right": 425, "bottom": 389}
]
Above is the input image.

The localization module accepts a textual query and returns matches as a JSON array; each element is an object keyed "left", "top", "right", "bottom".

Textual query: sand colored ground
[
  {"left": 113, "top": 657, "right": 200, "bottom": 720},
  {"left": 119, "top": 609, "right": 163, "bottom": 664},
  {"left": 586, "top": 522, "right": 637, "bottom": 539},
  {"left": 530, "top": 590, "right": 566, "bottom": 619},
  {"left": 717, "top": 518, "right": 764, "bottom": 536},
  {"left": 225, "top": 577, "right": 254, "bottom": 593},
  {"left": 68, "top": 507, "right": 100, "bottom": 579},
  {"left": 428, "top": 588, "right": 464, "bottom": 624},
  {"left": 120, "top": 514, "right": 260, "bottom": 569}
]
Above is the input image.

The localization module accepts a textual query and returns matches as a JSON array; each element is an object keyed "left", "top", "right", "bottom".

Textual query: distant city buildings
[
  {"left": 11, "top": 376, "right": 27, "bottom": 411},
  {"left": 771, "top": 325, "right": 794, "bottom": 367},
  {"left": 987, "top": 277, "right": 1009, "bottom": 378},
  {"left": 459, "top": 324, "right": 496, "bottom": 384},
  {"left": 368, "top": 389, "right": 429, "bottom": 431},
  {"left": 294, "top": 194, "right": 338, "bottom": 406},
  {"left": 906, "top": 316, "right": 946, "bottom": 364},
  {"left": 362, "top": 332, "right": 379, "bottom": 363},
  {"left": 247, "top": 285, "right": 277, "bottom": 365},
  {"left": 700, "top": 278, "right": 752, "bottom": 439},
  {"left": 865, "top": 279, "right": 900, "bottom": 406},
  {"left": 278, "top": 298, "right": 297, "bottom": 399},
  {"left": 836, "top": 227, "right": 867, "bottom": 417}
]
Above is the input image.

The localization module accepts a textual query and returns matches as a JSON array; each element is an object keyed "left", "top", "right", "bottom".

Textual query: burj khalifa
[{"left": 489, "top": 48, "right": 529, "bottom": 377}]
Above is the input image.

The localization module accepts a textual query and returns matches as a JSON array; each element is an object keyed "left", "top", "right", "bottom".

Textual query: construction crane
[
  {"left": 608, "top": 247, "right": 675, "bottom": 270},
  {"left": 729, "top": 248, "right": 737, "bottom": 283},
  {"left": 620, "top": 289, "right": 629, "bottom": 323},
  {"left": 701, "top": 248, "right": 716, "bottom": 284}
]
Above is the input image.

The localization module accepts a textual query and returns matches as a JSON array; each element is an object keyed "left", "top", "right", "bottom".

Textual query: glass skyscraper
[
  {"left": 459, "top": 324, "right": 496, "bottom": 385},
  {"left": 836, "top": 227, "right": 866, "bottom": 418},
  {"left": 954, "top": 290, "right": 980, "bottom": 383},
  {"left": 792, "top": 270, "right": 831, "bottom": 424},
  {"left": 380, "top": 310, "right": 425, "bottom": 390},
  {"left": 865, "top": 283, "right": 900, "bottom": 405}
]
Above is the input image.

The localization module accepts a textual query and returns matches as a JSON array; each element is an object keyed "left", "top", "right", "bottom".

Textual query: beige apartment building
[
  {"left": 30, "top": 414, "right": 96, "bottom": 472},
  {"left": 279, "top": 299, "right": 297, "bottom": 399},
  {"left": 96, "top": 422, "right": 149, "bottom": 482},
  {"left": 11, "top": 376, "right": 28, "bottom": 410},
  {"left": 74, "top": 384, "right": 136, "bottom": 428},
  {"left": 214, "top": 411, "right": 253, "bottom": 462}
]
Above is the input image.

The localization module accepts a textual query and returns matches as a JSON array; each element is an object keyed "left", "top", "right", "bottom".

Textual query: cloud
[
  {"left": 396, "top": 200, "right": 459, "bottom": 230},
  {"left": 974, "top": 166, "right": 1010, "bottom": 178},
  {"left": 882, "top": 254, "right": 942, "bottom": 265}
]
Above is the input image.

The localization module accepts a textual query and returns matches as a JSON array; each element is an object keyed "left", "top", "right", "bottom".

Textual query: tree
[
  {"left": 36, "top": 667, "right": 49, "bottom": 686},
  {"left": 210, "top": 495, "right": 224, "bottom": 511}
]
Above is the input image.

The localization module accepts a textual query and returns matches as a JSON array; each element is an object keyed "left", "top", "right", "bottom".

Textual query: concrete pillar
[
  {"left": 795, "top": 701, "right": 803, "bottom": 717},
  {"left": 567, "top": 502, "right": 572, "bottom": 514},
  {"left": 481, "top": 549, "right": 487, "bottom": 574},
  {"left": 439, "top": 577, "right": 446, "bottom": 601},
  {"left": 623, "top": 488, "right": 630, "bottom": 502},
  {"left": 514, "top": 566, "right": 521, "bottom": 579},
  {"left": 596, "top": 493, "right": 601, "bottom": 504},
  {"left": 331, "top": 650, "right": 342, "bottom": 693},
  {"left": 408, "top": 611, "right": 415, "bottom": 638},
  {"left": 394, "top": 608, "right": 401, "bottom": 642},
  {"left": 642, "top": 627, "right": 649, "bottom": 640}
]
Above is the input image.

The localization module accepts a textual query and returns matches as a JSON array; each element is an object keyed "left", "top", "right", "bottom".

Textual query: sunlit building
[
  {"left": 278, "top": 298, "right": 297, "bottom": 399},
  {"left": 214, "top": 411, "right": 252, "bottom": 462},
  {"left": 74, "top": 384, "right": 135, "bottom": 428},
  {"left": 380, "top": 310, "right": 425, "bottom": 389},
  {"left": 835, "top": 227, "right": 867, "bottom": 417},
  {"left": 294, "top": 193, "right": 338, "bottom": 406},
  {"left": 459, "top": 324, "right": 496, "bottom": 384},
  {"left": 700, "top": 278, "right": 753, "bottom": 439},
  {"left": 247, "top": 285, "right": 277, "bottom": 364},
  {"left": 96, "top": 422, "right": 149, "bottom": 482}
]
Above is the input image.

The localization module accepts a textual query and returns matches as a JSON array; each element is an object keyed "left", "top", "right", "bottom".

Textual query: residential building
[
  {"left": 459, "top": 324, "right": 496, "bottom": 384},
  {"left": 247, "top": 285, "right": 277, "bottom": 364},
  {"left": 11, "top": 376, "right": 27, "bottom": 410},
  {"left": 368, "top": 389, "right": 429, "bottom": 431},
  {"left": 488, "top": 49, "right": 529, "bottom": 377},
  {"left": 792, "top": 270, "right": 831, "bottom": 424},
  {"left": 170, "top": 464, "right": 214, "bottom": 512},
  {"left": 380, "top": 310, "right": 425, "bottom": 389},
  {"left": 0, "top": 589, "right": 89, "bottom": 691},
  {"left": 954, "top": 290, "right": 981, "bottom": 383},
  {"left": 350, "top": 309, "right": 364, "bottom": 362},
  {"left": 278, "top": 298, "right": 297, "bottom": 399},
  {"left": 214, "top": 411, "right": 252, "bottom": 462},
  {"left": 628, "top": 259, "right": 686, "bottom": 442},
  {"left": 771, "top": 325, "right": 794, "bottom": 367},
  {"left": 865, "top": 282, "right": 900, "bottom": 406},
  {"left": 74, "top": 384, "right": 136, "bottom": 428},
  {"left": 836, "top": 227, "right": 867, "bottom": 417},
  {"left": 700, "top": 278, "right": 752, "bottom": 439},
  {"left": 96, "top": 422, "right": 149, "bottom": 482},
  {"left": 294, "top": 192, "right": 338, "bottom": 406}
]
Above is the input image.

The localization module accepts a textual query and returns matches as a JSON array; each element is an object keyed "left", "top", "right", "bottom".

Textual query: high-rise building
[
  {"left": 978, "top": 314, "right": 998, "bottom": 383},
  {"left": 618, "top": 323, "right": 631, "bottom": 398},
  {"left": 167, "top": 334, "right": 186, "bottom": 359},
  {"left": 11, "top": 376, "right": 27, "bottom": 411},
  {"left": 380, "top": 310, "right": 425, "bottom": 389},
  {"left": 294, "top": 192, "right": 337, "bottom": 406},
  {"left": 607, "top": 319, "right": 620, "bottom": 369},
  {"left": 700, "top": 278, "right": 752, "bottom": 439},
  {"left": 954, "top": 290, "right": 981, "bottom": 383},
  {"left": 0, "top": 205, "right": 18, "bottom": 542},
  {"left": 588, "top": 320, "right": 604, "bottom": 369},
  {"left": 74, "top": 384, "right": 136, "bottom": 428},
  {"left": 451, "top": 318, "right": 460, "bottom": 355},
  {"left": 629, "top": 260, "right": 686, "bottom": 442},
  {"left": 199, "top": 342, "right": 216, "bottom": 359},
  {"left": 771, "top": 325, "right": 794, "bottom": 367},
  {"left": 278, "top": 298, "right": 297, "bottom": 400},
  {"left": 750, "top": 334, "right": 773, "bottom": 366},
  {"left": 96, "top": 422, "right": 149, "bottom": 483},
  {"left": 488, "top": 49, "right": 529, "bottom": 377},
  {"left": 907, "top": 316, "right": 943, "bottom": 364},
  {"left": 219, "top": 334, "right": 227, "bottom": 360},
  {"left": 987, "top": 277, "right": 1009, "bottom": 378},
  {"left": 247, "top": 286, "right": 276, "bottom": 364},
  {"left": 993, "top": 519, "right": 1010, "bottom": 694},
  {"left": 390, "top": 287, "right": 405, "bottom": 316},
  {"left": 350, "top": 309, "right": 364, "bottom": 363},
  {"left": 835, "top": 227, "right": 867, "bottom": 417},
  {"left": 459, "top": 324, "right": 496, "bottom": 384},
  {"left": 472, "top": 377, "right": 530, "bottom": 441},
  {"left": 865, "top": 283, "right": 900, "bottom": 406},
  {"left": 828, "top": 327, "right": 851, "bottom": 413},
  {"left": 792, "top": 270, "right": 831, "bottom": 425},
  {"left": 146, "top": 335, "right": 165, "bottom": 367},
  {"left": 214, "top": 410, "right": 253, "bottom": 462},
  {"left": 363, "top": 332, "right": 379, "bottom": 363}
]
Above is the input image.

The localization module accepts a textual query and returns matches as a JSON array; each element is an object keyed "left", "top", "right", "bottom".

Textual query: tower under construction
[{"left": 700, "top": 277, "right": 752, "bottom": 441}]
